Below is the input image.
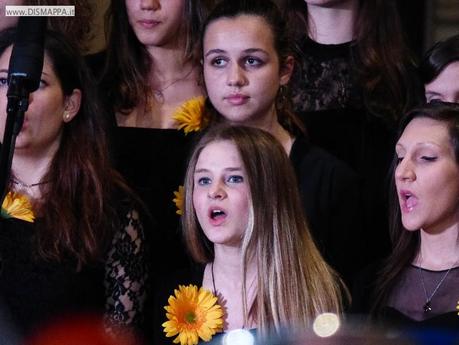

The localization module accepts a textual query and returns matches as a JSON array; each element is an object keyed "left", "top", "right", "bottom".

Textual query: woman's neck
[
  {"left": 415, "top": 224, "right": 459, "bottom": 270},
  {"left": 147, "top": 44, "right": 190, "bottom": 83},
  {"left": 208, "top": 246, "right": 257, "bottom": 330},
  {"left": 306, "top": 0, "right": 358, "bottom": 44},
  {"left": 212, "top": 245, "right": 257, "bottom": 289},
  {"left": 240, "top": 107, "right": 294, "bottom": 155},
  {"left": 212, "top": 245, "right": 243, "bottom": 279},
  {"left": 116, "top": 45, "right": 202, "bottom": 129},
  {"left": 11, "top": 148, "right": 55, "bottom": 200}
]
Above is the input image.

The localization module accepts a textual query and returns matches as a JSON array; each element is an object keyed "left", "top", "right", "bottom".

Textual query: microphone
[
  {"left": 7, "top": 16, "right": 47, "bottom": 96},
  {"left": 0, "top": 16, "right": 47, "bottom": 202}
]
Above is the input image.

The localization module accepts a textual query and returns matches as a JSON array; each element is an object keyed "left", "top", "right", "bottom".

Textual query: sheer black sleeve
[{"left": 104, "top": 208, "right": 147, "bottom": 332}]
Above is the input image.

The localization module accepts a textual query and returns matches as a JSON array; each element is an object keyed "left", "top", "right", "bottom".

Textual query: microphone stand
[{"left": 0, "top": 75, "right": 30, "bottom": 204}]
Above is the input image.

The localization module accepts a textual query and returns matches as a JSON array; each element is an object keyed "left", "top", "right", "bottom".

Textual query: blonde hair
[{"left": 183, "top": 125, "right": 345, "bottom": 334}]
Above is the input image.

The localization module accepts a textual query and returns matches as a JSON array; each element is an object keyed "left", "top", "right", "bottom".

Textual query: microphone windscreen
[{"left": 8, "top": 16, "right": 47, "bottom": 93}]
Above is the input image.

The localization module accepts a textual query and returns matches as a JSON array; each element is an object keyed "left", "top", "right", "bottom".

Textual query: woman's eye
[
  {"left": 427, "top": 97, "right": 443, "bottom": 104},
  {"left": 421, "top": 156, "right": 437, "bottom": 162},
  {"left": 38, "top": 79, "right": 47, "bottom": 89},
  {"left": 211, "top": 57, "right": 227, "bottom": 67},
  {"left": 396, "top": 156, "right": 404, "bottom": 164},
  {"left": 227, "top": 175, "right": 243, "bottom": 183},
  {"left": 197, "top": 177, "right": 211, "bottom": 185},
  {"left": 0, "top": 77, "right": 8, "bottom": 86},
  {"left": 245, "top": 57, "right": 262, "bottom": 66}
]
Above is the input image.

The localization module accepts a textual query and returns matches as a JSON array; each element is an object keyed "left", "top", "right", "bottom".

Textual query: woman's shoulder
[
  {"left": 350, "top": 261, "right": 384, "bottom": 314},
  {"left": 154, "top": 265, "right": 205, "bottom": 301},
  {"left": 290, "top": 136, "right": 359, "bottom": 183}
]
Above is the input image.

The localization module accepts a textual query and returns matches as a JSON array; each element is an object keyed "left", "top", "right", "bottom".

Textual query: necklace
[
  {"left": 211, "top": 261, "right": 217, "bottom": 295},
  {"left": 12, "top": 177, "right": 48, "bottom": 189},
  {"left": 152, "top": 66, "right": 195, "bottom": 103},
  {"left": 418, "top": 259, "right": 456, "bottom": 313},
  {"left": 11, "top": 177, "right": 49, "bottom": 191}
]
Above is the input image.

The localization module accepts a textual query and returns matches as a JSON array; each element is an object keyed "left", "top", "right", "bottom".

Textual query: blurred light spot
[
  {"left": 312, "top": 312, "right": 340, "bottom": 338},
  {"left": 223, "top": 328, "right": 254, "bottom": 345}
]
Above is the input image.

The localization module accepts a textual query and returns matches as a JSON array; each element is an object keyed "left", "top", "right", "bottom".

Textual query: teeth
[
  {"left": 403, "top": 192, "right": 412, "bottom": 199},
  {"left": 211, "top": 209, "right": 225, "bottom": 219}
]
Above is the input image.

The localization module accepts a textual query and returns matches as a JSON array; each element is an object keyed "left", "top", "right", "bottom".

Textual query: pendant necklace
[
  {"left": 418, "top": 256, "right": 457, "bottom": 313},
  {"left": 152, "top": 66, "right": 195, "bottom": 103}
]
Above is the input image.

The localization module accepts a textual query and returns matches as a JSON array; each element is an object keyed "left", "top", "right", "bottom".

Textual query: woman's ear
[
  {"left": 279, "top": 55, "right": 294, "bottom": 86},
  {"left": 63, "top": 89, "right": 82, "bottom": 123}
]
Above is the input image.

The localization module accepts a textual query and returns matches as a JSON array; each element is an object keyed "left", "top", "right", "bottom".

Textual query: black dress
[
  {"left": 0, "top": 201, "right": 147, "bottom": 339},
  {"left": 88, "top": 51, "right": 194, "bottom": 275},
  {"left": 289, "top": 136, "right": 363, "bottom": 285},
  {"left": 290, "top": 38, "right": 417, "bottom": 266},
  {"left": 152, "top": 265, "right": 205, "bottom": 345},
  {"left": 110, "top": 127, "right": 194, "bottom": 274}
]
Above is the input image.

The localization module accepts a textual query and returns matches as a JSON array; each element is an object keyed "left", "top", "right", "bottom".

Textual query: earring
[{"left": 63, "top": 111, "right": 71, "bottom": 122}]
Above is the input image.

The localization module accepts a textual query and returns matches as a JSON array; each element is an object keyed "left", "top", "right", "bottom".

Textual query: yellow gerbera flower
[
  {"left": 173, "top": 96, "right": 208, "bottom": 135},
  {"left": 173, "top": 185, "right": 185, "bottom": 216},
  {"left": 1, "top": 191, "right": 35, "bottom": 223},
  {"left": 162, "top": 284, "right": 224, "bottom": 345}
]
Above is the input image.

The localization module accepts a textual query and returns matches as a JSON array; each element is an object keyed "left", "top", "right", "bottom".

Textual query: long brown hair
[
  {"left": 279, "top": 0, "right": 422, "bottom": 124},
  {"left": 372, "top": 102, "right": 459, "bottom": 314},
  {"left": 100, "top": 0, "right": 213, "bottom": 114},
  {"left": 0, "top": 29, "right": 134, "bottom": 266},
  {"left": 183, "top": 124, "right": 345, "bottom": 334}
]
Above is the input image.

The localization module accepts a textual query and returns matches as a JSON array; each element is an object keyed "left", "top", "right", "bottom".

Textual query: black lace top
[
  {"left": 0, "top": 203, "right": 147, "bottom": 337},
  {"left": 111, "top": 127, "right": 194, "bottom": 274},
  {"left": 291, "top": 38, "right": 361, "bottom": 112},
  {"left": 289, "top": 38, "right": 397, "bottom": 266}
]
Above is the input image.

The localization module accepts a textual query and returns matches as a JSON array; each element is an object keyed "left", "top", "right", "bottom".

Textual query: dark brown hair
[
  {"left": 372, "top": 102, "right": 459, "bottom": 314},
  {"left": 100, "top": 0, "right": 213, "bottom": 114},
  {"left": 0, "top": 28, "right": 134, "bottom": 265},
  {"left": 420, "top": 34, "right": 459, "bottom": 85}
]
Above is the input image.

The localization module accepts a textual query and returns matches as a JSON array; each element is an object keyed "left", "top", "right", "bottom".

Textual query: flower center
[{"left": 185, "top": 311, "right": 197, "bottom": 324}]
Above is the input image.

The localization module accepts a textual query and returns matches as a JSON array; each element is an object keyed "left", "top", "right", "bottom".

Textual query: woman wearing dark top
[
  {"left": 199, "top": 0, "right": 363, "bottom": 285},
  {"left": 0, "top": 29, "right": 146, "bottom": 339},
  {"left": 98, "top": 0, "right": 214, "bottom": 275},
  {"left": 354, "top": 103, "right": 459, "bottom": 333},
  {"left": 277, "top": 0, "right": 425, "bottom": 265}
]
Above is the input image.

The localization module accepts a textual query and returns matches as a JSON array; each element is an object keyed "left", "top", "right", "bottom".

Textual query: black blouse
[
  {"left": 0, "top": 201, "right": 147, "bottom": 338},
  {"left": 289, "top": 136, "right": 364, "bottom": 285}
]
